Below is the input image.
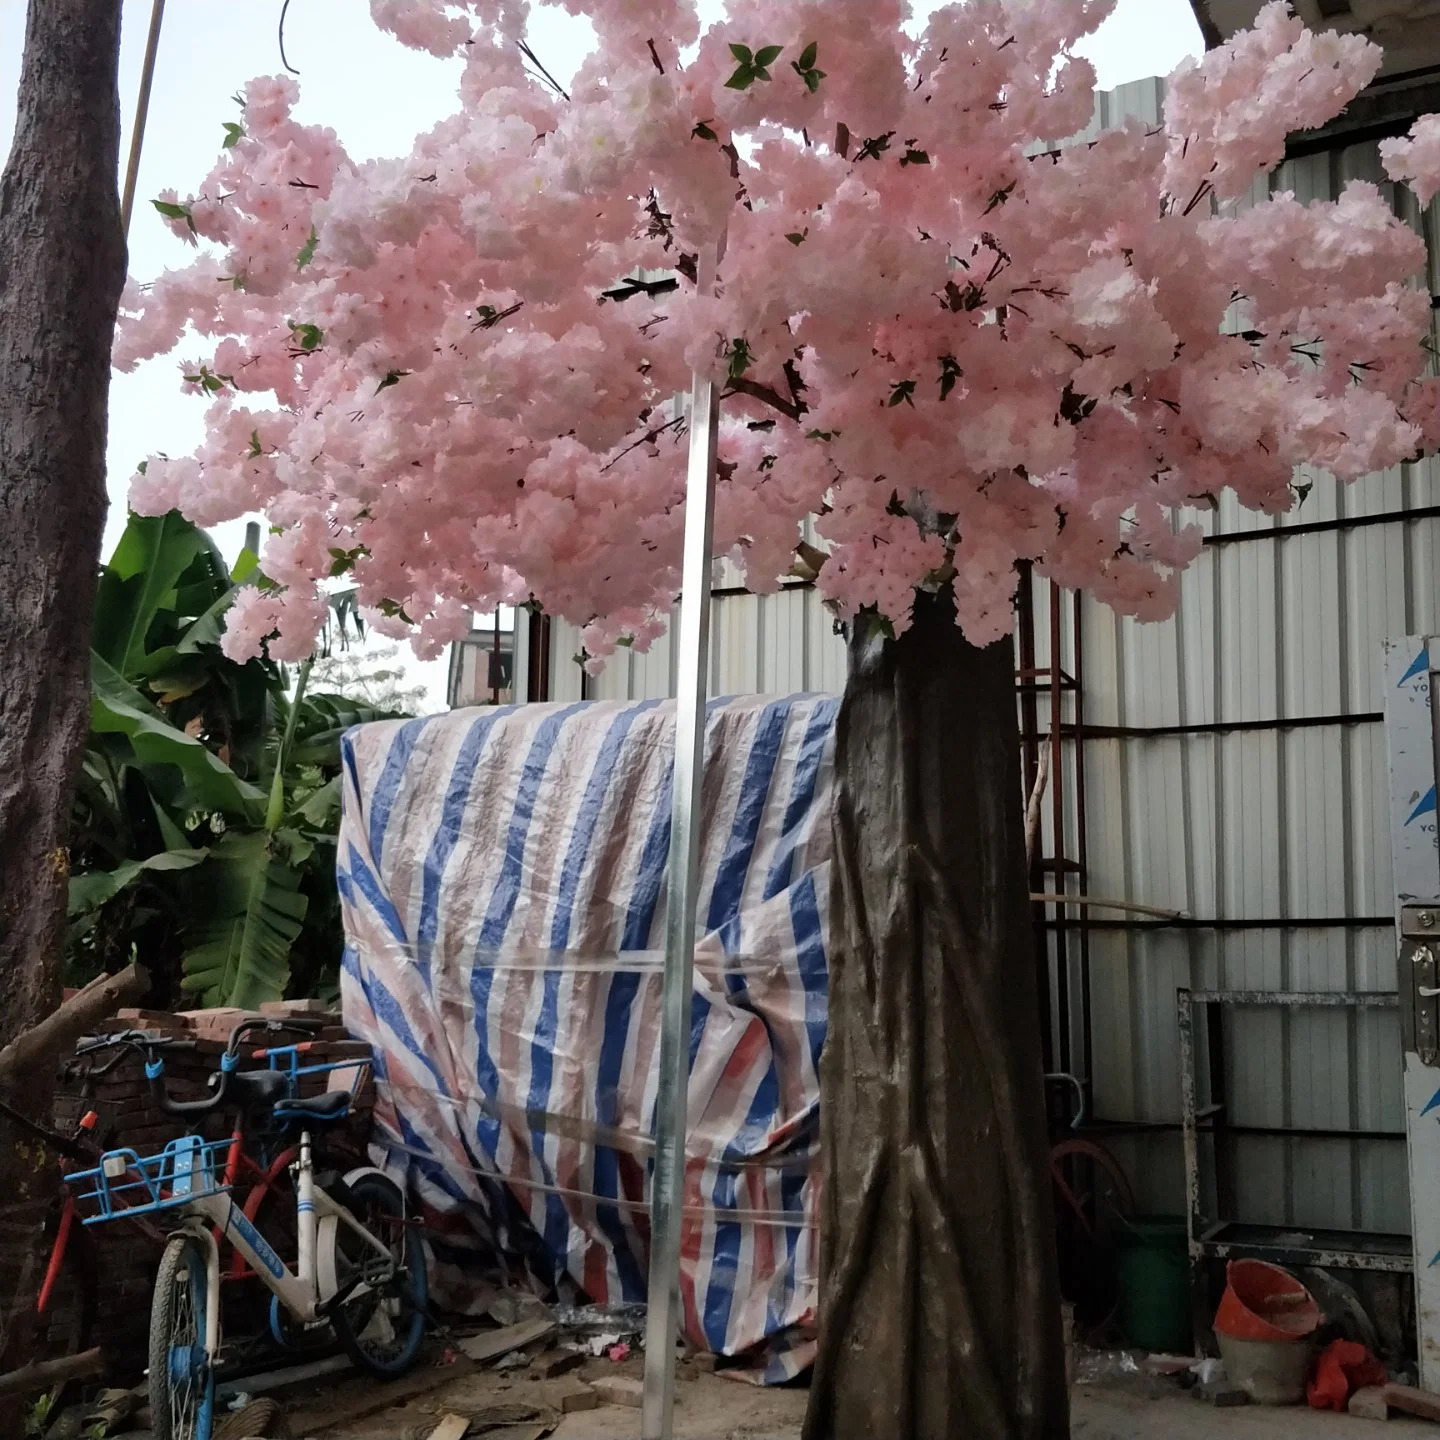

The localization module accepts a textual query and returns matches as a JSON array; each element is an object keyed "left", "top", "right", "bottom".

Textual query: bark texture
[
  {"left": 0, "top": 0, "right": 126, "bottom": 1386},
  {"left": 803, "top": 588, "right": 1068, "bottom": 1440}
]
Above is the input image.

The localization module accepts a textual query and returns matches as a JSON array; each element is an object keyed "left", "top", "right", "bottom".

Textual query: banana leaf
[
  {"left": 90, "top": 652, "right": 265, "bottom": 821},
  {"left": 179, "top": 829, "right": 307, "bottom": 1008},
  {"left": 68, "top": 847, "right": 209, "bottom": 916},
  {"left": 93, "top": 512, "right": 227, "bottom": 676}
]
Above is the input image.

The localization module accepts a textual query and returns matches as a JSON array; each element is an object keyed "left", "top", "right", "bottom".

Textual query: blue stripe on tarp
[
  {"left": 706, "top": 699, "right": 791, "bottom": 937},
  {"left": 550, "top": 702, "right": 661, "bottom": 951},
  {"left": 416, "top": 708, "right": 518, "bottom": 978},
  {"left": 542, "top": 702, "right": 659, "bottom": 1296},
  {"left": 779, "top": 869, "right": 828, "bottom": 1333},
  {"left": 345, "top": 842, "right": 409, "bottom": 946},
  {"left": 466, "top": 702, "right": 587, "bottom": 1283},
  {"left": 353, "top": 959, "right": 448, "bottom": 1096},
  {"left": 705, "top": 1054, "right": 781, "bottom": 1349},
  {"left": 341, "top": 734, "right": 362, "bottom": 815},
  {"left": 763, "top": 699, "right": 838, "bottom": 901},
  {"left": 791, "top": 870, "right": 827, "bottom": 1069},
  {"left": 368, "top": 717, "right": 434, "bottom": 866},
  {"left": 479, "top": 702, "right": 590, "bottom": 950}
]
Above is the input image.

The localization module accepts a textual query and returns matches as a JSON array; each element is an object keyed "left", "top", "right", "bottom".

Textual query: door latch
[{"left": 1402, "top": 905, "right": 1440, "bottom": 1065}]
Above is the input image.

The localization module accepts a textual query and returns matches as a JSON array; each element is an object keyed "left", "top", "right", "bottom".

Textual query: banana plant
[{"left": 68, "top": 512, "right": 408, "bottom": 1007}]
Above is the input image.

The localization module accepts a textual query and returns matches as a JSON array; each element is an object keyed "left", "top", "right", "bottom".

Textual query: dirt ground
[{"left": 272, "top": 1358, "right": 1420, "bottom": 1440}]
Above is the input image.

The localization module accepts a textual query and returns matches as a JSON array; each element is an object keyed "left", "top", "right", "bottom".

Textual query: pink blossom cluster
[{"left": 114, "top": 0, "right": 1440, "bottom": 662}]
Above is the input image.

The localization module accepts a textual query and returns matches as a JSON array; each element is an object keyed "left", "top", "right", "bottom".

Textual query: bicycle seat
[
  {"left": 230, "top": 1070, "right": 290, "bottom": 1108},
  {"left": 271, "top": 1090, "right": 352, "bottom": 1126}
]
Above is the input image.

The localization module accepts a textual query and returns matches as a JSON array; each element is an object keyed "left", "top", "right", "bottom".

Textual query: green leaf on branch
[
  {"left": 326, "top": 544, "right": 369, "bottom": 578},
  {"left": 693, "top": 120, "right": 718, "bottom": 142},
  {"left": 152, "top": 198, "right": 196, "bottom": 234},
  {"left": 791, "top": 42, "right": 824, "bottom": 92},
  {"left": 296, "top": 227, "right": 318, "bottom": 269},
  {"left": 984, "top": 180, "right": 1017, "bottom": 213},
  {"left": 182, "top": 366, "right": 230, "bottom": 395},
  {"left": 939, "top": 354, "right": 962, "bottom": 400},
  {"left": 222, "top": 121, "right": 244, "bottom": 149},
  {"left": 888, "top": 379, "right": 917, "bottom": 408},
  {"left": 248, "top": 430, "right": 263, "bottom": 458},
  {"left": 288, "top": 321, "right": 324, "bottom": 352},
  {"left": 375, "top": 369, "right": 409, "bottom": 394},
  {"left": 726, "top": 40, "right": 783, "bottom": 89},
  {"left": 725, "top": 337, "right": 754, "bottom": 381},
  {"left": 376, "top": 597, "right": 415, "bottom": 623},
  {"left": 786, "top": 231, "right": 807, "bottom": 246}
]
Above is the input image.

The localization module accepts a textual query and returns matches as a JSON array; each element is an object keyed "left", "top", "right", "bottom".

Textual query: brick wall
[{"left": 47, "top": 1005, "right": 375, "bottom": 1381}]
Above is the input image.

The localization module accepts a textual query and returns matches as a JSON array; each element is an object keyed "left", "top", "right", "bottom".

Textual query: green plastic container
[{"left": 1115, "top": 1217, "right": 1192, "bottom": 1353}]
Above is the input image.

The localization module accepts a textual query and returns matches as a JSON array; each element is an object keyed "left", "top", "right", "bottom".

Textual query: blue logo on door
[{"left": 230, "top": 1209, "right": 284, "bottom": 1279}]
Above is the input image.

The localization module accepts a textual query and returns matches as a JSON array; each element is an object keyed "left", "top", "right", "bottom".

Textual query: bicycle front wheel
[
  {"left": 329, "top": 1171, "right": 427, "bottom": 1377},
  {"left": 149, "top": 1234, "right": 216, "bottom": 1440}
]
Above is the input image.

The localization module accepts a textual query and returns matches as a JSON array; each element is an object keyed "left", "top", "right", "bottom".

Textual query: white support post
[
  {"left": 1383, "top": 637, "right": 1440, "bottom": 1389},
  {"left": 641, "top": 238, "right": 724, "bottom": 1440}
]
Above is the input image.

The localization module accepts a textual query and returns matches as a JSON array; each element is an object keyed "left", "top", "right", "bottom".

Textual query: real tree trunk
[
  {"left": 803, "top": 587, "right": 1068, "bottom": 1440},
  {"left": 0, "top": 0, "right": 126, "bottom": 1393}
]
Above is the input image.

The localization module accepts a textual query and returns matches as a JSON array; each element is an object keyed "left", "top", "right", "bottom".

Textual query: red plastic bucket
[{"left": 1213, "top": 1260, "right": 1320, "bottom": 1342}]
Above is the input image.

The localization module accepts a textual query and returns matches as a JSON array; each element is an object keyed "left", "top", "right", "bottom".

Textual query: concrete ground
[{"left": 277, "top": 1357, "right": 1421, "bottom": 1439}]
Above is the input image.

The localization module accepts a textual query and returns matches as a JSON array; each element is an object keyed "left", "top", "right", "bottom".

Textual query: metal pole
[
  {"left": 120, "top": 0, "right": 167, "bottom": 239},
  {"left": 641, "top": 237, "right": 723, "bottom": 1440}
]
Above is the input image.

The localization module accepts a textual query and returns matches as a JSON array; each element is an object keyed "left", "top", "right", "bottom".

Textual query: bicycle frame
[{"left": 171, "top": 1132, "right": 396, "bottom": 1363}]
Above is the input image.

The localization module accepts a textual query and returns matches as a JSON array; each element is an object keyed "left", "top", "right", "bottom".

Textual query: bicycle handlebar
[
  {"left": 75, "top": 1029, "right": 194, "bottom": 1057},
  {"left": 72, "top": 1017, "right": 329, "bottom": 1119},
  {"left": 225, "top": 1016, "right": 325, "bottom": 1056}
]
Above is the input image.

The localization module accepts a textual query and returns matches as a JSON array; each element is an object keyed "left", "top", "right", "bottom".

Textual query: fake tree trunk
[
  {"left": 0, "top": 0, "right": 125, "bottom": 1383},
  {"left": 803, "top": 588, "right": 1067, "bottom": 1440}
]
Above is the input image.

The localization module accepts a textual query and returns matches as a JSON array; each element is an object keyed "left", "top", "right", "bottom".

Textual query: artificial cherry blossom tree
[{"left": 116, "top": 2, "right": 1440, "bottom": 1435}]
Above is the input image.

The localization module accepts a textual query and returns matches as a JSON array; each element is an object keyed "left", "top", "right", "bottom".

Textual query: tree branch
[
  {"left": 0, "top": 962, "right": 145, "bottom": 1096},
  {"left": 0, "top": 1346, "right": 105, "bottom": 1397},
  {"left": 722, "top": 376, "right": 807, "bottom": 422}
]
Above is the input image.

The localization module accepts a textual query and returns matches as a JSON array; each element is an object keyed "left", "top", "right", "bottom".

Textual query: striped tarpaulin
[{"left": 336, "top": 696, "right": 836, "bottom": 1377}]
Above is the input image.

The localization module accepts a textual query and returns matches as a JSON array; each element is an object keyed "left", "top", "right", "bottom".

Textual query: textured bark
[
  {"left": 803, "top": 588, "right": 1068, "bottom": 1440},
  {"left": 0, "top": 0, "right": 126, "bottom": 1391}
]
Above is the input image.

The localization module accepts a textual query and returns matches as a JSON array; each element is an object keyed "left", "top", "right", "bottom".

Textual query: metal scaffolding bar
[{"left": 641, "top": 240, "right": 723, "bottom": 1440}]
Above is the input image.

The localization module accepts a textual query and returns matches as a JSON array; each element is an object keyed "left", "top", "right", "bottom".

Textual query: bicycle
[
  {"left": 64, "top": 1028, "right": 427, "bottom": 1440},
  {"left": 0, "top": 1040, "right": 174, "bottom": 1379}
]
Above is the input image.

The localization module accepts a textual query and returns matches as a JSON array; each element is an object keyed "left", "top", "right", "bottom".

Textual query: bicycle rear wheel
[
  {"left": 328, "top": 1171, "right": 427, "bottom": 1378},
  {"left": 149, "top": 1234, "right": 215, "bottom": 1440}
]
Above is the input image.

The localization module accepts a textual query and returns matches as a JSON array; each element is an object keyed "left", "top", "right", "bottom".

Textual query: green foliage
[
  {"left": 725, "top": 42, "right": 784, "bottom": 90},
  {"left": 790, "top": 41, "right": 825, "bottom": 93},
  {"left": 68, "top": 512, "right": 412, "bottom": 1008}
]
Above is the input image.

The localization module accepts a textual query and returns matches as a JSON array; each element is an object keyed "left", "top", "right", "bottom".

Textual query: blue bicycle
[{"left": 67, "top": 1025, "right": 428, "bottom": 1440}]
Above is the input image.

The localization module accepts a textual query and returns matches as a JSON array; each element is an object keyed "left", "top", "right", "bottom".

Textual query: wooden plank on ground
[
  {"left": 1383, "top": 1384, "right": 1440, "bottom": 1423},
  {"left": 425, "top": 1415, "right": 471, "bottom": 1440},
  {"left": 456, "top": 1318, "right": 556, "bottom": 1363},
  {"left": 302, "top": 1356, "right": 476, "bottom": 1433}
]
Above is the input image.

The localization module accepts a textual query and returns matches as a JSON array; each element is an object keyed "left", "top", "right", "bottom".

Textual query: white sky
[{"left": 0, "top": 0, "right": 1202, "bottom": 711}]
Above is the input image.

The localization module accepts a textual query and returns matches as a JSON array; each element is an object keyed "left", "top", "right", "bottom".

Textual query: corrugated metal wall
[{"left": 540, "top": 78, "right": 1440, "bottom": 1237}]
